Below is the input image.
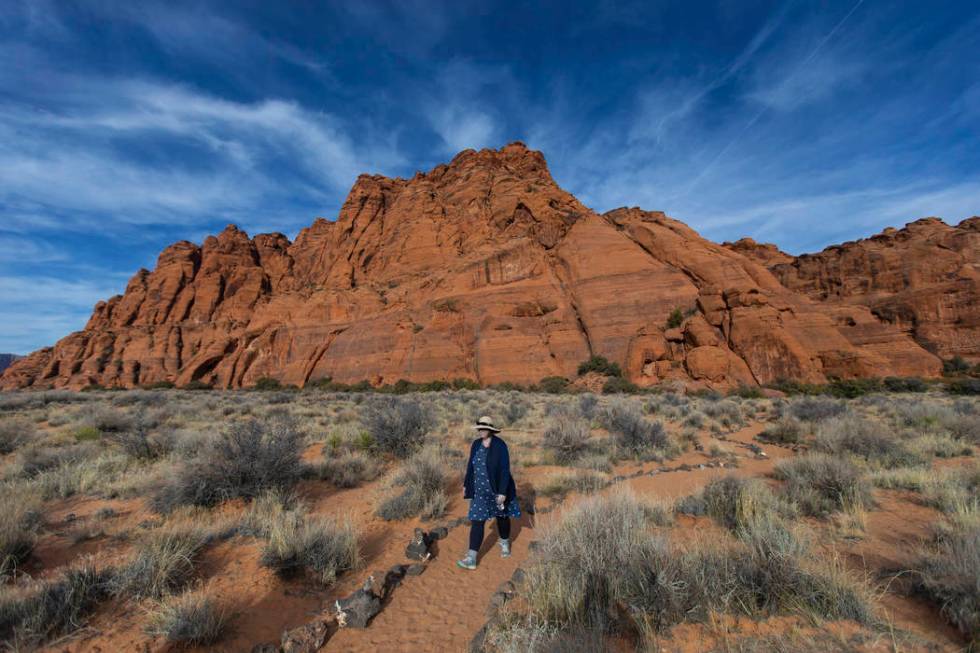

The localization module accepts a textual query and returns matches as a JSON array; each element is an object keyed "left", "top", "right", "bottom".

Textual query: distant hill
[{"left": 0, "top": 354, "right": 21, "bottom": 374}]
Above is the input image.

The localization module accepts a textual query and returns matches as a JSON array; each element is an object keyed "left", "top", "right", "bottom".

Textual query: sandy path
[{"left": 326, "top": 424, "right": 787, "bottom": 651}]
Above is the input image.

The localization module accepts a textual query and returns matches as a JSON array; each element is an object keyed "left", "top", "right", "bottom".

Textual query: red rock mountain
[{"left": 2, "top": 143, "right": 975, "bottom": 390}]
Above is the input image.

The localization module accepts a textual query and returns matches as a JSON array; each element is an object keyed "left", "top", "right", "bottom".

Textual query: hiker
[{"left": 457, "top": 416, "right": 520, "bottom": 570}]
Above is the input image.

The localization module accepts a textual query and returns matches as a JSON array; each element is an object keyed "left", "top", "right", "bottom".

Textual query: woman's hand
[{"left": 496, "top": 494, "right": 506, "bottom": 507}]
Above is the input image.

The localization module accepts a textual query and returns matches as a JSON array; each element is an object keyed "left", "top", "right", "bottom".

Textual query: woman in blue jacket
[{"left": 457, "top": 416, "right": 520, "bottom": 570}]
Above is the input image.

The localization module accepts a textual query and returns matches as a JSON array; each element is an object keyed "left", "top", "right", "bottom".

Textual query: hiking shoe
[
  {"left": 456, "top": 556, "right": 477, "bottom": 570},
  {"left": 499, "top": 539, "right": 511, "bottom": 558}
]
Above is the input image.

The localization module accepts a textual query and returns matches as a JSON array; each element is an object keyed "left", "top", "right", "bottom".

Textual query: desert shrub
[
  {"left": 870, "top": 467, "right": 933, "bottom": 491},
  {"left": 0, "top": 417, "right": 34, "bottom": 454},
  {"left": 598, "top": 401, "right": 669, "bottom": 457},
  {"left": 537, "top": 376, "right": 571, "bottom": 394},
  {"left": 920, "top": 465, "right": 980, "bottom": 514},
  {"left": 542, "top": 416, "right": 591, "bottom": 464},
  {"left": 730, "top": 384, "right": 764, "bottom": 399},
  {"left": 666, "top": 307, "right": 683, "bottom": 329},
  {"left": 73, "top": 426, "right": 102, "bottom": 442},
  {"left": 774, "top": 453, "right": 873, "bottom": 517},
  {"left": 827, "top": 378, "right": 882, "bottom": 398},
  {"left": 697, "top": 476, "right": 796, "bottom": 532},
  {"left": 12, "top": 443, "right": 95, "bottom": 479},
  {"left": 943, "top": 355, "right": 971, "bottom": 375},
  {"left": 813, "top": 416, "right": 923, "bottom": 468},
  {"left": 502, "top": 396, "right": 531, "bottom": 426},
  {"left": 944, "top": 412, "right": 979, "bottom": 445},
  {"left": 571, "top": 453, "right": 613, "bottom": 474},
  {"left": 181, "top": 380, "right": 213, "bottom": 391},
  {"left": 883, "top": 376, "right": 928, "bottom": 393},
  {"left": 602, "top": 377, "right": 639, "bottom": 394},
  {"left": 702, "top": 400, "right": 745, "bottom": 429},
  {"left": 913, "top": 511, "right": 979, "bottom": 643},
  {"left": 537, "top": 470, "right": 610, "bottom": 499},
  {"left": 106, "top": 413, "right": 175, "bottom": 461},
  {"left": 145, "top": 586, "right": 228, "bottom": 645},
  {"left": 315, "top": 451, "right": 380, "bottom": 488},
  {"left": 77, "top": 404, "right": 133, "bottom": 433},
  {"left": 788, "top": 397, "right": 846, "bottom": 422},
  {"left": 112, "top": 526, "right": 208, "bottom": 599},
  {"left": 363, "top": 396, "right": 433, "bottom": 458},
  {"left": 504, "top": 492, "right": 871, "bottom": 644},
  {"left": 376, "top": 449, "right": 448, "bottom": 521},
  {"left": 948, "top": 378, "right": 980, "bottom": 395},
  {"left": 151, "top": 416, "right": 303, "bottom": 512},
  {"left": 578, "top": 393, "right": 598, "bottom": 420},
  {"left": 0, "top": 486, "right": 42, "bottom": 578},
  {"left": 757, "top": 417, "right": 803, "bottom": 444},
  {"left": 253, "top": 376, "right": 282, "bottom": 391},
  {"left": 0, "top": 562, "right": 112, "bottom": 647},
  {"left": 260, "top": 511, "right": 359, "bottom": 585},
  {"left": 577, "top": 356, "right": 622, "bottom": 378}
]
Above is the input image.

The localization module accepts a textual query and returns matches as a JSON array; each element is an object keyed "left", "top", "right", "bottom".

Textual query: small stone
[
  {"left": 281, "top": 619, "right": 331, "bottom": 652},
  {"left": 406, "top": 563, "right": 426, "bottom": 576},
  {"left": 405, "top": 528, "right": 433, "bottom": 561},
  {"left": 335, "top": 588, "right": 381, "bottom": 628},
  {"left": 430, "top": 526, "right": 449, "bottom": 540},
  {"left": 697, "top": 464, "right": 706, "bottom": 470}
]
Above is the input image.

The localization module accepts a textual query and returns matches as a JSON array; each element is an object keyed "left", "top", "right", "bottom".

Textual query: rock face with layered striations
[
  {"left": 726, "top": 218, "right": 980, "bottom": 363},
  {"left": 2, "top": 142, "right": 970, "bottom": 391}
]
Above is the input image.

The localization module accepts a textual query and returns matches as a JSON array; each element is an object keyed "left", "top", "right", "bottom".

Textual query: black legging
[{"left": 469, "top": 517, "right": 511, "bottom": 551}]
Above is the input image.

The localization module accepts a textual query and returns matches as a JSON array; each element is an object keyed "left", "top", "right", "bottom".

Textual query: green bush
[
  {"left": 537, "top": 376, "right": 571, "bottom": 394},
  {"left": 666, "top": 307, "right": 684, "bottom": 329},
  {"left": 826, "top": 377, "right": 882, "bottom": 398},
  {"left": 883, "top": 376, "right": 928, "bottom": 392},
  {"left": 602, "top": 377, "right": 639, "bottom": 394},
  {"left": 730, "top": 384, "right": 764, "bottom": 399},
  {"left": 948, "top": 379, "right": 980, "bottom": 396},
  {"left": 577, "top": 356, "right": 622, "bottom": 378},
  {"left": 73, "top": 426, "right": 101, "bottom": 442},
  {"left": 253, "top": 377, "right": 282, "bottom": 391},
  {"left": 181, "top": 380, "right": 213, "bottom": 391},
  {"left": 943, "top": 355, "right": 971, "bottom": 375}
]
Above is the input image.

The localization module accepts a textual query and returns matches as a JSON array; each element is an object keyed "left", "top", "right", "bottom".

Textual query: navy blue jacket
[{"left": 463, "top": 435, "right": 516, "bottom": 504}]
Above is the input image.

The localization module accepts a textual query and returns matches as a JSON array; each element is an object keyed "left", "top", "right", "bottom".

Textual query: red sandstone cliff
[
  {"left": 3, "top": 143, "right": 966, "bottom": 391},
  {"left": 726, "top": 218, "right": 980, "bottom": 363}
]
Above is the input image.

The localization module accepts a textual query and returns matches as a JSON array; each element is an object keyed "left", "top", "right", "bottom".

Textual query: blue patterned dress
[{"left": 467, "top": 442, "right": 521, "bottom": 521}]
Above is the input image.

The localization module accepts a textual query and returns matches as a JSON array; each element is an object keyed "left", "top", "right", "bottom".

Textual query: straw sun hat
[{"left": 473, "top": 416, "right": 501, "bottom": 433}]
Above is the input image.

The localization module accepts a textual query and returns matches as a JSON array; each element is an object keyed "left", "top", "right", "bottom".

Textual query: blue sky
[{"left": 1, "top": 1, "right": 979, "bottom": 354}]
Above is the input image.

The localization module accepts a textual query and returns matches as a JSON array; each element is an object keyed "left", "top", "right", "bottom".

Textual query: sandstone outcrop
[
  {"left": 728, "top": 218, "right": 980, "bottom": 363},
  {"left": 3, "top": 143, "right": 970, "bottom": 391}
]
